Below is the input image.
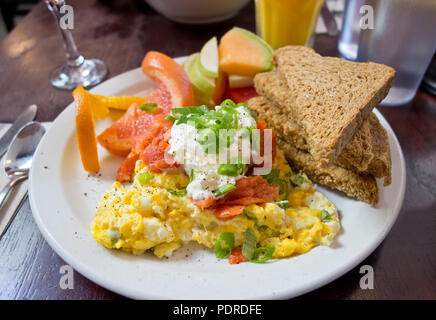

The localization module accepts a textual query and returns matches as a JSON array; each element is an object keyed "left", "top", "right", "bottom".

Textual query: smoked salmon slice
[
  {"left": 97, "top": 52, "right": 194, "bottom": 181},
  {"left": 112, "top": 104, "right": 175, "bottom": 181},
  {"left": 217, "top": 176, "right": 279, "bottom": 206},
  {"left": 97, "top": 103, "right": 140, "bottom": 157},
  {"left": 213, "top": 205, "right": 245, "bottom": 221},
  {"left": 193, "top": 176, "right": 279, "bottom": 217},
  {"left": 192, "top": 197, "right": 216, "bottom": 210}
]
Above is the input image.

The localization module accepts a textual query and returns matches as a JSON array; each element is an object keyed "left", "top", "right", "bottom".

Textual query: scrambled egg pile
[{"left": 91, "top": 150, "right": 340, "bottom": 260}]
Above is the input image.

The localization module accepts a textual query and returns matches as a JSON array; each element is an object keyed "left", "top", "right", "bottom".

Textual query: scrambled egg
[{"left": 91, "top": 150, "right": 340, "bottom": 259}]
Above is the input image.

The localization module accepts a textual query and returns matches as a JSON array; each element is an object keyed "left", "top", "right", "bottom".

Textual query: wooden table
[{"left": 0, "top": 0, "right": 435, "bottom": 300}]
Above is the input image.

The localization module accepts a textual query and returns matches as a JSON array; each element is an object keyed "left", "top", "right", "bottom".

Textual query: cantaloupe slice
[{"left": 219, "top": 27, "right": 273, "bottom": 77}]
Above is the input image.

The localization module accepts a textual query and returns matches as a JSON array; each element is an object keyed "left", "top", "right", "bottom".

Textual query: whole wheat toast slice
[
  {"left": 248, "top": 96, "right": 392, "bottom": 185},
  {"left": 367, "top": 114, "right": 392, "bottom": 185},
  {"left": 276, "top": 136, "right": 379, "bottom": 206},
  {"left": 270, "top": 46, "right": 395, "bottom": 165}
]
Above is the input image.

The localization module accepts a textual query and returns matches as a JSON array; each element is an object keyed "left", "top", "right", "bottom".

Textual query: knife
[{"left": 0, "top": 104, "right": 38, "bottom": 158}]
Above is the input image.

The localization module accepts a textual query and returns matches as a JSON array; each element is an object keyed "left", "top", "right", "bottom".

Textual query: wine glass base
[{"left": 49, "top": 58, "right": 108, "bottom": 90}]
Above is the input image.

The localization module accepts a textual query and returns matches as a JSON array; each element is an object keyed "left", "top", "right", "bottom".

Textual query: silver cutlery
[
  {"left": 0, "top": 122, "right": 45, "bottom": 239},
  {"left": 0, "top": 104, "right": 38, "bottom": 159},
  {"left": 0, "top": 192, "right": 28, "bottom": 240}
]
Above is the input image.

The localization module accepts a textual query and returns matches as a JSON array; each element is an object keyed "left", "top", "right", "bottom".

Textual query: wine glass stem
[{"left": 46, "top": 0, "right": 84, "bottom": 67}]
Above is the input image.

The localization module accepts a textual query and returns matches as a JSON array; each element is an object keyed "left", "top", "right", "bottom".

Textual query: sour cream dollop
[{"left": 168, "top": 105, "right": 257, "bottom": 200}]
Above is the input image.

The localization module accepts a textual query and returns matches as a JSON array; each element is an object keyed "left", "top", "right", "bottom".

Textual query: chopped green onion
[
  {"left": 263, "top": 169, "right": 289, "bottom": 196},
  {"left": 218, "top": 128, "right": 235, "bottom": 147},
  {"left": 222, "top": 113, "right": 235, "bottom": 127},
  {"left": 320, "top": 210, "right": 332, "bottom": 222},
  {"left": 294, "top": 173, "right": 306, "bottom": 186},
  {"left": 240, "top": 126, "right": 254, "bottom": 139},
  {"left": 137, "top": 171, "right": 154, "bottom": 186},
  {"left": 220, "top": 99, "right": 236, "bottom": 109},
  {"left": 108, "top": 229, "right": 121, "bottom": 245},
  {"left": 165, "top": 115, "right": 176, "bottom": 122},
  {"left": 217, "top": 163, "right": 243, "bottom": 177},
  {"left": 263, "top": 169, "right": 280, "bottom": 184},
  {"left": 189, "top": 169, "right": 194, "bottom": 183},
  {"left": 277, "top": 200, "right": 289, "bottom": 209},
  {"left": 244, "top": 107, "right": 258, "bottom": 122},
  {"left": 233, "top": 113, "right": 239, "bottom": 129},
  {"left": 220, "top": 104, "right": 237, "bottom": 114},
  {"left": 214, "top": 232, "right": 235, "bottom": 258},
  {"left": 242, "top": 228, "right": 257, "bottom": 260},
  {"left": 197, "top": 128, "right": 216, "bottom": 144},
  {"left": 172, "top": 105, "right": 209, "bottom": 115},
  {"left": 167, "top": 188, "right": 187, "bottom": 197},
  {"left": 213, "top": 183, "right": 236, "bottom": 197},
  {"left": 169, "top": 101, "right": 257, "bottom": 156},
  {"left": 250, "top": 247, "right": 275, "bottom": 263},
  {"left": 140, "top": 103, "right": 158, "bottom": 112},
  {"left": 244, "top": 210, "right": 258, "bottom": 223}
]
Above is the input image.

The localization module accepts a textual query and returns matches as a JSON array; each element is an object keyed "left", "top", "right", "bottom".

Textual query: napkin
[{"left": 0, "top": 122, "right": 52, "bottom": 237}]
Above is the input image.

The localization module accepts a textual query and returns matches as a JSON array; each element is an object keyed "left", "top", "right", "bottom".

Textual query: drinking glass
[
  {"left": 45, "top": 0, "right": 107, "bottom": 90},
  {"left": 422, "top": 54, "right": 436, "bottom": 95},
  {"left": 338, "top": 0, "right": 366, "bottom": 60},
  {"left": 255, "top": 0, "right": 324, "bottom": 49},
  {"left": 357, "top": 0, "right": 436, "bottom": 106}
]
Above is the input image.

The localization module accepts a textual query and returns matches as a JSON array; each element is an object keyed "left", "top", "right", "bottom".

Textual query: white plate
[{"left": 29, "top": 57, "right": 406, "bottom": 300}]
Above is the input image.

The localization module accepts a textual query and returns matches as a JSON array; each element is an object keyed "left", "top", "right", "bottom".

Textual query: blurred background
[
  {"left": 0, "top": 0, "right": 435, "bottom": 301},
  {"left": 1, "top": 0, "right": 433, "bottom": 103},
  {"left": 0, "top": 0, "right": 39, "bottom": 40},
  {"left": 0, "top": 0, "right": 344, "bottom": 41}
]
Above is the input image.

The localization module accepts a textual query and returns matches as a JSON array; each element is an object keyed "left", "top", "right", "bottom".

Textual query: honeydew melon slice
[
  {"left": 199, "top": 37, "right": 219, "bottom": 78},
  {"left": 183, "top": 53, "right": 215, "bottom": 105}
]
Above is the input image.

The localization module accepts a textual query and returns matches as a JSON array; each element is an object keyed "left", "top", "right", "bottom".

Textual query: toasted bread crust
[
  {"left": 269, "top": 46, "right": 395, "bottom": 165},
  {"left": 247, "top": 96, "right": 392, "bottom": 185},
  {"left": 276, "top": 137, "right": 379, "bottom": 206},
  {"left": 367, "top": 114, "right": 392, "bottom": 186}
]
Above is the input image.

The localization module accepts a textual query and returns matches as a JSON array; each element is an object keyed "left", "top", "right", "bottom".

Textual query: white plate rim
[{"left": 28, "top": 59, "right": 406, "bottom": 300}]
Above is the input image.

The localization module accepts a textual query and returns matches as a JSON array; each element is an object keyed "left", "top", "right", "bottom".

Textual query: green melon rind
[
  {"left": 184, "top": 53, "right": 215, "bottom": 96},
  {"left": 232, "top": 27, "right": 274, "bottom": 73},
  {"left": 199, "top": 37, "right": 219, "bottom": 78},
  {"left": 183, "top": 53, "right": 215, "bottom": 105}
]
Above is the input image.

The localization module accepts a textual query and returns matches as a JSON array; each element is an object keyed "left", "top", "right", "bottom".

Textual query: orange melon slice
[{"left": 219, "top": 27, "right": 273, "bottom": 77}]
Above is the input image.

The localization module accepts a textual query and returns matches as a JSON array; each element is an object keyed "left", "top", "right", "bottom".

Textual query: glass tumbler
[
  {"left": 357, "top": 0, "right": 436, "bottom": 106},
  {"left": 338, "top": 0, "right": 366, "bottom": 60}
]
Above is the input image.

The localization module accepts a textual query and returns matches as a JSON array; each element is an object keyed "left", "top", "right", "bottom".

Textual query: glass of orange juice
[{"left": 255, "top": 0, "right": 324, "bottom": 49}]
